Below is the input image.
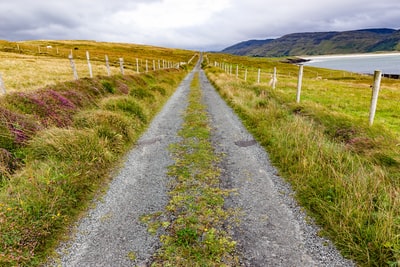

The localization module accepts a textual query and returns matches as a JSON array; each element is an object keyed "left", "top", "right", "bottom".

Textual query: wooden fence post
[
  {"left": 257, "top": 69, "right": 261, "bottom": 83},
  {"left": 136, "top": 58, "right": 139, "bottom": 73},
  {"left": 236, "top": 65, "right": 239, "bottom": 79},
  {"left": 244, "top": 69, "right": 248, "bottom": 82},
  {"left": 119, "top": 58, "right": 124, "bottom": 75},
  {"left": 296, "top": 65, "right": 304, "bottom": 103},
  {"left": 158, "top": 60, "right": 161, "bottom": 70},
  {"left": 105, "top": 55, "right": 111, "bottom": 76},
  {"left": 0, "top": 73, "right": 6, "bottom": 94},
  {"left": 153, "top": 60, "right": 156, "bottom": 71},
  {"left": 68, "top": 54, "right": 79, "bottom": 80},
  {"left": 270, "top": 67, "right": 277, "bottom": 89},
  {"left": 369, "top": 70, "right": 382, "bottom": 126},
  {"left": 86, "top": 51, "right": 93, "bottom": 78}
]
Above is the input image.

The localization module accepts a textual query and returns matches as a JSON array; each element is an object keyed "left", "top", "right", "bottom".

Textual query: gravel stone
[{"left": 49, "top": 63, "right": 355, "bottom": 266}]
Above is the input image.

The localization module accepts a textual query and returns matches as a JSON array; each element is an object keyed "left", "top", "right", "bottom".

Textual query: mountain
[{"left": 222, "top": 28, "right": 400, "bottom": 57}]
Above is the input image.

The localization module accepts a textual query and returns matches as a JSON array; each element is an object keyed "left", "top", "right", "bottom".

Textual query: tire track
[{"left": 50, "top": 60, "right": 354, "bottom": 266}]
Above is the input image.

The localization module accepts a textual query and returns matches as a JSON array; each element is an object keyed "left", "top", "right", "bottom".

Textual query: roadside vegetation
[
  {"left": 143, "top": 73, "right": 239, "bottom": 266},
  {"left": 204, "top": 54, "right": 400, "bottom": 266},
  {"left": 0, "top": 40, "right": 195, "bottom": 265}
]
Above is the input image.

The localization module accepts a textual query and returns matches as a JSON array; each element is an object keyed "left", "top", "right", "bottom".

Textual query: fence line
[
  {"left": 212, "top": 60, "right": 384, "bottom": 126},
  {"left": 0, "top": 44, "right": 198, "bottom": 93}
]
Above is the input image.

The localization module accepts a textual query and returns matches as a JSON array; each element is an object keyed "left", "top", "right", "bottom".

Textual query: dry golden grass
[
  {"left": 0, "top": 52, "right": 138, "bottom": 92},
  {"left": 0, "top": 40, "right": 196, "bottom": 92}
]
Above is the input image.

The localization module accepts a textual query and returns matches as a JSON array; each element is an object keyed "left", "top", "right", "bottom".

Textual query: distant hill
[{"left": 222, "top": 28, "right": 400, "bottom": 57}]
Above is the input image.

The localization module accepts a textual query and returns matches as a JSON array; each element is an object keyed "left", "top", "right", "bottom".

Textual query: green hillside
[{"left": 222, "top": 28, "right": 400, "bottom": 56}]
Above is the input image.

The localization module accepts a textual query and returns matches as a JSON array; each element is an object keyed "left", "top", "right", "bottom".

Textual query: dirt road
[{"left": 50, "top": 62, "right": 354, "bottom": 266}]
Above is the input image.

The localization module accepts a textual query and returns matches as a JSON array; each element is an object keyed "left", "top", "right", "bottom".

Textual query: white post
[
  {"left": 158, "top": 60, "right": 161, "bottom": 69},
  {"left": 56, "top": 47, "right": 59, "bottom": 55},
  {"left": 17, "top": 44, "right": 20, "bottom": 52},
  {"left": 244, "top": 69, "right": 248, "bottom": 82},
  {"left": 270, "top": 67, "right": 277, "bottom": 89},
  {"left": 105, "top": 55, "right": 111, "bottom": 76},
  {"left": 146, "top": 60, "right": 148, "bottom": 73},
  {"left": 0, "top": 73, "right": 6, "bottom": 94},
  {"left": 369, "top": 70, "right": 382, "bottom": 126},
  {"left": 119, "top": 58, "right": 124, "bottom": 75},
  {"left": 236, "top": 65, "right": 239, "bottom": 79},
  {"left": 296, "top": 65, "right": 304, "bottom": 103},
  {"left": 86, "top": 51, "right": 93, "bottom": 78},
  {"left": 153, "top": 60, "right": 156, "bottom": 71},
  {"left": 136, "top": 58, "right": 139, "bottom": 73},
  {"left": 257, "top": 69, "right": 261, "bottom": 83},
  {"left": 68, "top": 54, "right": 79, "bottom": 80}
]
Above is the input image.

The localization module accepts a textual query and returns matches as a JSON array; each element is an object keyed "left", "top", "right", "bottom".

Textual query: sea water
[{"left": 302, "top": 53, "right": 400, "bottom": 75}]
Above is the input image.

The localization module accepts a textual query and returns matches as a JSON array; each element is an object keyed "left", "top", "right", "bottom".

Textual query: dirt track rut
[{"left": 51, "top": 62, "right": 354, "bottom": 266}]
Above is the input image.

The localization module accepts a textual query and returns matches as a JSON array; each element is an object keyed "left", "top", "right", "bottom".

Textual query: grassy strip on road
[{"left": 144, "top": 73, "right": 239, "bottom": 266}]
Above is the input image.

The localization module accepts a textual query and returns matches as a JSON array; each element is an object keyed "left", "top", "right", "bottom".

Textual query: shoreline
[
  {"left": 302, "top": 52, "right": 400, "bottom": 60},
  {"left": 300, "top": 52, "right": 400, "bottom": 77}
]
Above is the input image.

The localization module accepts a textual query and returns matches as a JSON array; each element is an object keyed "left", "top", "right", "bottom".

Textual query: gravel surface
[{"left": 50, "top": 63, "right": 355, "bottom": 266}]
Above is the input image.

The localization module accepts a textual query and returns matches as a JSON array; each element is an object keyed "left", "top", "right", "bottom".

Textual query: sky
[{"left": 1, "top": 0, "right": 400, "bottom": 51}]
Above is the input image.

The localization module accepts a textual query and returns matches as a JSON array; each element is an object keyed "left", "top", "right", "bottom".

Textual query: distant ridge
[{"left": 222, "top": 28, "right": 400, "bottom": 57}]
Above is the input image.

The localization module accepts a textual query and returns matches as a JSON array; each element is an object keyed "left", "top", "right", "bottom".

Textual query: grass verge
[
  {"left": 204, "top": 66, "right": 400, "bottom": 266},
  {"left": 143, "top": 73, "right": 239, "bottom": 266},
  {"left": 0, "top": 68, "right": 188, "bottom": 266}
]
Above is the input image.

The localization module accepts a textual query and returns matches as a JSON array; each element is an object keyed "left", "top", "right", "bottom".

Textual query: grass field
[
  {"left": 204, "top": 53, "right": 400, "bottom": 266},
  {"left": 0, "top": 40, "right": 195, "bottom": 92}
]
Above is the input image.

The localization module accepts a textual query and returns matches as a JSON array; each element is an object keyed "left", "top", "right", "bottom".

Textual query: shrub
[
  {"left": 130, "top": 88, "right": 155, "bottom": 100},
  {"left": 101, "top": 96, "right": 147, "bottom": 123},
  {"left": 150, "top": 85, "right": 167, "bottom": 96},
  {"left": 101, "top": 80, "right": 115, "bottom": 94},
  {"left": 74, "top": 110, "right": 135, "bottom": 153}
]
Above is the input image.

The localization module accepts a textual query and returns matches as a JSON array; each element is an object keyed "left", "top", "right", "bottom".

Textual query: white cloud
[{"left": 0, "top": 0, "right": 399, "bottom": 50}]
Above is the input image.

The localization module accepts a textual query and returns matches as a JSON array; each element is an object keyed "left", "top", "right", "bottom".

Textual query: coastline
[
  {"left": 302, "top": 52, "right": 400, "bottom": 60},
  {"left": 300, "top": 52, "right": 400, "bottom": 76}
]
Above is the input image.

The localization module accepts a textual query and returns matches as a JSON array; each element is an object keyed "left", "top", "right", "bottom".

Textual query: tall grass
[
  {"left": 204, "top": 58, "right": 400, "bottom": 266},
  {"left": 0, "top": 66, "right": 189, "bottom": 265}
]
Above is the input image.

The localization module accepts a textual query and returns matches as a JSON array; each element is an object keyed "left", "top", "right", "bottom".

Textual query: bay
[{"left": 302, "top": 53, "right": 400, "bottom": 75}]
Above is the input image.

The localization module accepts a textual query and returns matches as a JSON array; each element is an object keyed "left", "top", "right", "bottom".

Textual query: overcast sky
[{"left": 1, "top": 0, "right": 399, "bottom": 51}]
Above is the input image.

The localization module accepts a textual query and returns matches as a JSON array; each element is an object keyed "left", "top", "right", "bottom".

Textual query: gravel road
[{"left": 50, "top": 62, "right": 355, "bottom": 266}]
